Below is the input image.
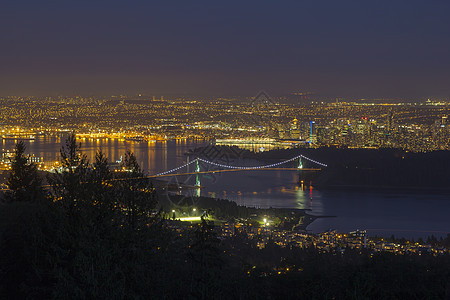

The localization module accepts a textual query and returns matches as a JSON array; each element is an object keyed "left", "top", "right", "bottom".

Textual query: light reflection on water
[
  {"left": 202, "top": 174, "right": 450, "bottom": 239},
  {"left": 2, "top": 137, "right": 449, "bottom": 239}
]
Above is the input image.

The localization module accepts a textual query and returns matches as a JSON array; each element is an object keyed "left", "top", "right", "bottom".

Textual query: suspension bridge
[
  {"left": 153, "top": 154, "right": 326, "bottom": 176},
  {"left": 146, "top": 153, "right": 327, "bottom": 194}
]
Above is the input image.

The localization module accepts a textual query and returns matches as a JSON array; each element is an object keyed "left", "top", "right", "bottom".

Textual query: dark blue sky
[{"left": 1, "top": 0, "right": 450, "bottom": 99}]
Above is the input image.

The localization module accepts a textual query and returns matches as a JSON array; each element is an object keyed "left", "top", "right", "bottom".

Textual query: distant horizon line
[{"left": 1, "top": 93, "right": 448, "bottom": 102}]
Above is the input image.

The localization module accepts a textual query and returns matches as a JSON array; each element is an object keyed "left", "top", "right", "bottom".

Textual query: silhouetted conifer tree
[
  {"left": 48, "top": 132, "right": 89, "bottom": 210},
  {"left": 121, "top": 150, "right": 141, "bottom": 175},
  {"left": 5, "top": 141, "right": 42, "bottom": 202}
]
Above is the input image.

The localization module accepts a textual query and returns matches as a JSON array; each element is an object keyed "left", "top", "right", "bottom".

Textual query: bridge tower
[
  {"left": 298, "top": 156, "right": 305, "bottom": 190},
  {"left": 297, "top": 156, "right": 314, "bottom": 191},
  {"left": 298, "top": 156, "right": 303, "bottom": 169},
  {"left": 195, "top": 158, "right": 201, "bottom": 197}
]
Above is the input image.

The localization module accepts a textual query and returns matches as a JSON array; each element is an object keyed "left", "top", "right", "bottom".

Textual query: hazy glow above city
[{"left": 1, "top": 0, "right": 450, "bottom": 99}]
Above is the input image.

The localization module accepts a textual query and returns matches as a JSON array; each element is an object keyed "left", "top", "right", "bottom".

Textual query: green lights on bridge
[
  {"left": 298, "top": 157, "right": 303, "bottom": 169},
  {"left": 195, "top": 159, "right": 201, "bottom": 196}
]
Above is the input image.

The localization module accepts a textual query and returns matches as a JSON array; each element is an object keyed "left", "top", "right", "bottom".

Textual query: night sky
[{"left": 2, "top": 0, "right": 450, "bottom": 99}]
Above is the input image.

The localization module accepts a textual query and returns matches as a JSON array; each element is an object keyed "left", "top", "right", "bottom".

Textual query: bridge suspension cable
[
  {"left": 298, "top": 155, "right": 328, "bottom": 167},
  {"left": 153, "top": 159, "right": 198, "bottom": 176},
  {"left": 195, "top": 154, "right": 327, "bottom": 171},
  {"left": 198, "top": 156, "right": 297, "bottom": 170}
]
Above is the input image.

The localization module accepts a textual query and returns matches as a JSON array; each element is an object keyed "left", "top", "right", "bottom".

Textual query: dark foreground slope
[{"left": 1, "top": 201, "right": 449, "bottom": 299}]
